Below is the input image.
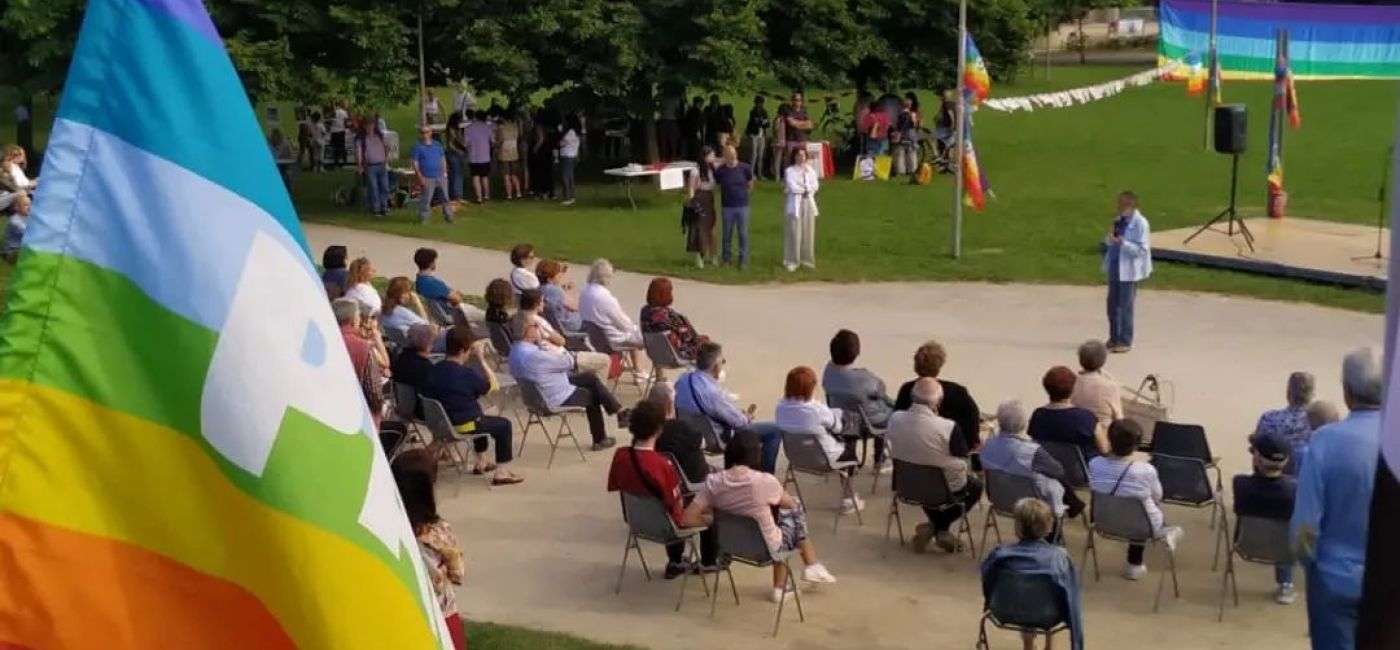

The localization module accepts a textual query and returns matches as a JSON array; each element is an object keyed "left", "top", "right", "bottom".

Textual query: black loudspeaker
[{"left": 1214, "top": 104, "right": 1247, "bottom": 155}]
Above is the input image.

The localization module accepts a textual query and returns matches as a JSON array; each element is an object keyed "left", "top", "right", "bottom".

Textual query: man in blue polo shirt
[
  {"left": 410, "top": 125, "right": 454, "bottom": 224},
  {"left": 712, "top": 145, "right": 754, "bottom": 269},
  {"left": 413, "top": 247, "right": 485, "bottom": 323}
]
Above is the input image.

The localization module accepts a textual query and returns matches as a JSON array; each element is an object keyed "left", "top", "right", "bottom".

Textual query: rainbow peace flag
[
  {"left": 0, "top": 0, "right": 448, "bottom": 648},
  {"left": 964, "top": 34, "right": 991, "bottom": 107},
  {"left": 1185, "top": 52, "right": 1207, "bottom": 96},
  {"left": 1209, "top": 54, "right": 1224, "bottom": 105},
  {"left": 962, "top": 139, "right": 990, "bottom": 211}
]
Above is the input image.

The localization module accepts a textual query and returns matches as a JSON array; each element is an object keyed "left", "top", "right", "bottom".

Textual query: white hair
[
  {"left": 1342, "top": 347, "right": 1384, "bottom": 408},
  {"left": 588, "top": 258, "right": 614, "bottom": 286},
  {"left": 911, "top": 377, "right": 943, "bottom": 408},
  {"left": 996, "top": 400, "right": 1028, "bottom": 434},
  {"left": 331, "top": 298, "right": 360, "bottom": 326}
]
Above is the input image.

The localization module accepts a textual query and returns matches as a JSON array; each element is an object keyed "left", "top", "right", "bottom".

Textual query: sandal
[{"left": 491, "top": 475, "right": 525, "bottom": 486}]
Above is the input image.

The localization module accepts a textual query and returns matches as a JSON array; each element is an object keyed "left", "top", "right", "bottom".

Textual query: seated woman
[
  {"left": 979, "top": 401, "right": 1085, "bottom": 523},
  {"left": 607, "top": 399, "right": 720, "bottom": 577},
  {"left": 423, "top": 327, "right": 523, "bottom": 485},
  {"left": 344, "top": 256, "right": 382, "bottom": 317},
  {"left": 1087, "top": 420, "right": 1182, "bottom": 581},
  {"left": 980, "top": 499, "right": 1084, "bottom": 650},
  {"left": 536, "top": 259, "right": 583, "bottom": 334},
  {"left": 821, "top": 329, "right": 891, "bottom": 469},
  {"left": 483, "top": 278, "right": 513, "bottom": 325},
  {"left": 381, "top": 277, "right": 448, "bottom": 351},
  {"left": 392, "top": 449, "right": 468, "bottom": 650},
  {"left": 509, "top": 243, "right": 541, "bottom": 295},
  {"left": 1029, "top": 366, "right": 1105, "bottom": 458},
  {"left": 894, "top": 340, "right": 984, "bottom": 450},
  {"left": 681, "top": 429, "right": 837, "bottom": 603},
  {"left": 775, "top": 366, "right": 862, "bottom": 514},
  {"left": 639, "top": 277, "right": 707, "bottom": 360},
  {"left": 321, "top": 244, "right": 349, "bottom": 292},
  {"left": 579, "top": 258, "right": 649, "bottom": 381}
]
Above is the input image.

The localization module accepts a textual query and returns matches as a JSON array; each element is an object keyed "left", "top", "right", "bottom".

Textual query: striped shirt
[{"left": 1088, "top": 455, "right": 1165, "bottom": 532}]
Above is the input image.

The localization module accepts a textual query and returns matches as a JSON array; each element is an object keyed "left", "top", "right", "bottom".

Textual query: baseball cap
[{"left": 1249, "top": 430, "right": 1291, "bottom": 464}]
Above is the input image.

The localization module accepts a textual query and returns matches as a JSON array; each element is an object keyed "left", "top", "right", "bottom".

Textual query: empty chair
[
  {"left": 643, "top": 331, "right": 692, "bottom": 393},
  {"left": 517, "top": 378, "right": 587, "bottom": 469},
  {"left": 1152, "top": 453, "right": 1229, "bottom": 567},
  {"left": 781, "top": 431, "right": 861, "bottom": 534},
  {"left": 976, "top": 573, "right": 1073, "bottom": 650},
  {"left": 615, "top": 493, "right": 710, "bottom": 610},
  {"left": 1151, "top": 421, "right": 1223, "bottom": 491},
  {"left": 1081, "top": 492, "right": 1180, "bottom": 612},
  {"left": 1218, "top": 515, "right": 1294, "bottom": 621},
  {"left": 709, "top": 509, "right": 805, "bottom": 637},
  {"left": 885, "top": 459, "right": 978, "bottom": 558},
  {"left": 420, "top": 396, "right": 493, "bottom": 488},
  {"left": 981, "top": 469, "right": 1051, "bottom": 551},
  {"left": 583, "top": 321, "right": 644, "bottom": 392}
]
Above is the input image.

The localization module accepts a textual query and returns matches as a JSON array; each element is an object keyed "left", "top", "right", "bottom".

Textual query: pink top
[{"left": 694, "top": 466, "right": 785, "bottom": 551}]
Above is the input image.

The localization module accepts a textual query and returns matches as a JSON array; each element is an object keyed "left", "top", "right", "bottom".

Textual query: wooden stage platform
[{"left": 1153, "top": 217, "right": 1388, "bottom": 291}]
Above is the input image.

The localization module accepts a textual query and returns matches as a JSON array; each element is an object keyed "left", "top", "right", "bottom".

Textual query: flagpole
[
  {"left": 952, "top": 0, "right": 967, "bottom": 259},
  {"left": 416, "top": 10, "right": 427, "bottom": 126},
  {"left": 1203, "top": 0, "right": 1218, "bottom": 149}
]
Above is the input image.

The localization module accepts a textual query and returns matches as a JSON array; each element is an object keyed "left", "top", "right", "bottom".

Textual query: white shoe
[
  {"left": 784, "top": 263, "right": 798, "bottom": 272},
  {"left": 873, "top": 460, "right": 893, "bottom": 475},
  {"left": 802, "top": 563, "right": 837, "bottom": 584},
  {"left": 841, "top": 496, "right": 866, "bottom": 514},
  {"left": 1275, "top": 583, "right": 1296, "bottom": 605},
  {"left": 561, "top": 199, "right": 576, "bottom": 206},
  {"left": 1161, "top": 526, "right": 1184, "bottom": 552},
  {"left": 771, "top": 586, "right": 796, "bottom": 603},
  {"left": 1123, "top": 563, "right": 1147, "bottom": 581}
]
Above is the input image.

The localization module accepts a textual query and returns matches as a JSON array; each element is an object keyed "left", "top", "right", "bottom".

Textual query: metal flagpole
[
  {"left": 952, "top": 0, "right": 967, "bottom": 259},
  {"left": 1203, "top": 0, "right": 1218, "bottom": 149},
  {"left": 417, "top": 10, "right": 428, "bottom": 126}
]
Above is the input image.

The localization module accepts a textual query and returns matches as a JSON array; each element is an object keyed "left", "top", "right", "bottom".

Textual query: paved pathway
[{"left": 309, "top": 223, "right": 1378, "bottom": 650}]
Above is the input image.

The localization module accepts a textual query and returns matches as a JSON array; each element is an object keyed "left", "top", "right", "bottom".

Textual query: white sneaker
[
  {"left": 802, "top": 563, "right": 837, "bottom": 584},
  {"left": 873, "top": 460, "right": 893, "bottom": 475},
  {"left": 841, "top": 496, "right": 866, "bottom": 514},
  {"left": 1123, "top": 563, "right": 1148, "bottom": 581},
  {"left": 771, "top": 586, "right": 796, "bottom": 603},
  {"left": 1275, "top": 583, "right": 1296, "bottom": 605},
  {"left": 783, "top": 263, "right": 798, "bottom": 272},
  {"left": 561, "top": 199, "right": 576, "bottom": 206},
  {"left": 1161, "top": 526, "right": 1184, "bottom": 552}
]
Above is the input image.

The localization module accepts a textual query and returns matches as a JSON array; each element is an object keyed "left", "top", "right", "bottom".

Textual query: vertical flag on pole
[
  {"left": 1185, "top": 52, "right": 1208, "bottom": 96},
  {"left": 1209, "top": 52, "right": 1224, "bottom": 105},
  {"left": 1266, "top": 31, "right": 1288, "bottom": 193},
  {"left": 962, "top": 34, "right": 993, "bottom": 211},
  {"left": 0, "top": 0, "right": 449, "bottom": 648},
  {"left": 964, "top": 35, "right": 992, "bottom": 108}
]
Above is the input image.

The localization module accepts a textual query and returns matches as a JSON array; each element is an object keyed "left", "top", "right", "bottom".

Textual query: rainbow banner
[
  {"left": 0, "top": 0, "right": 448, "bottom": 648},
  {"left": 1159, "top": 0, "right": 1400, "bottom": 79},
  {"left": 964, "top": 34, "right": 991, "bottom": 107},
  {"left": 1185, "top": 52, "right": 1208, "bottom": 96}
]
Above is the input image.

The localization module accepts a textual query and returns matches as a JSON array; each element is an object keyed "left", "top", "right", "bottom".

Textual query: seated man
[
  {"left": 1069, "top": 340, "right": 1122, "bottom": 437},
  {"left": 648, "top": 382, "right": 715, "bottom": 486},
  {"left": 607, "top": 400, "right": 719, "bottom": 578},
  {"left": 1029, "top": 365, "right": 1105, "bottom": 458},
  {"left": 980, "top": 499, "right": 1084, "bottom": 650},
  {"left": 681, "top": 430, "right": 837, "bottom": 603},
  {"left": 980, "top": 400, "right": 1085, "bottom": 523},
  {"left": 886, "top": 378, "right": 982, "bottom": 553},
  {"left": 518, "top": 288, "right": 608, "bottom": 372},
  {"left": 413, "top": 247, "right": 487, "bottom": 323},
  {"left": 424, "top": 327, "right": 522, "bottom": 485},
  {"left": 821, "top": 329, "right": 892, "bottom": 470},
  {"left": 1088, "top": 420, "right": 1182, "bottom": 581},
  {"left": 1233, "top": 430, "right": 1298, "bottom": 605},
  {"left": 507, "top": 311, "right": 626, "bottom": 451},
  {"left": 894, "top": 340, "right": 984, "bottom": 450},
  {"left": 674, "top": 341, "right": 783, "bottom": 473}
]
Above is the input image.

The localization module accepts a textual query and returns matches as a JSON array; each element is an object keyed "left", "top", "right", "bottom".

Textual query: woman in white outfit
[
  {"left": 782, "top": 147, "right": 819, "bottom": 272},
  {"left": 577, "top": 259, "right": 650, "bottom": 380}
]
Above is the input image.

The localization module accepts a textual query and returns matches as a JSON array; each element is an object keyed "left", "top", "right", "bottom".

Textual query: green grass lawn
[
  {"left": 297, "top": 65, "right": 1395, "bottom": 313},
  {"left": 466, "top": 622, "right": 646, "bottom": 650}
]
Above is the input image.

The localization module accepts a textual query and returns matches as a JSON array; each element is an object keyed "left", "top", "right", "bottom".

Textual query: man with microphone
[{"left": 1104, "top": 191, "right": 1152, "bottom": 353}]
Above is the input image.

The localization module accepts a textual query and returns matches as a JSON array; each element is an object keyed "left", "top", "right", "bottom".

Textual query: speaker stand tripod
[
  {"left": 1184, "top": 153, "right": 1255, "bottom": 252},
  {"left": 1350, "top": 145, "right": 1390, "bottom": 265}
]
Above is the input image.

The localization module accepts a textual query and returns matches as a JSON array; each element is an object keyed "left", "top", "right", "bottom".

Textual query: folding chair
[
  {"left": 664, "top": 451, "right": 706, "bottom": 496},
  {"left": 885, "top": 459, "right": 978, "bottom": 558},
  {"left": 678, "top": 409, "right": 725, "bottom": 455},
  {"left": 389, "top": 381, "right": 430, "bottom": 457},
  {"left": 427, "top": 300, "right": 454, "bottom": 327},
  {"left": 419, "top": 396, "right": 494, "bottom": 489},
  {"left": 976, "top": 572, "right": 1071, "bottom": 650},
  {"left": 642, "top": 331, "right": 692, "bottom": 394},
  {"left": 1081, "top": 492, "right": 1180, "bottom": 612},
  {"left": 709, "top": 509, "right": 806, "bottom": 638},
  {"left": 1151, "top": 421, "right": 1224, "bottom": 494},
  {"left": 516, "top": 378, "right": 587, "bottom": 469},
  {"left": 825, "top": 391, "right": 888, "bottom": 493},
  {"left": 980, "top": 469, "right": 1050, "bottom": 553},
  {"left": 1040, "top": 441, "right": 1093, "bottom": 533},
  {"left": 583, "top": 321, "right": 644, "bottom": 392},
  {"left": 485, "top": 321, "right": 515, "bottom": 370},
  {"left": 1152, "top": 453, "right": 1230, "bottom": 570},
  {"left": 780, "top": 431, "right": 861, "bottom": 534},
  {"left": 615, "top": 492, "right": 710, "bottom": 611},
  {"left": 542, "top": 309, "right": 591, "bottom": 351},
  {"left": 1218, "top": 514, "right": 1294, "bottom": 621},
  {"left": 382, "top": 326, "right": 408, "bottom": 355}
]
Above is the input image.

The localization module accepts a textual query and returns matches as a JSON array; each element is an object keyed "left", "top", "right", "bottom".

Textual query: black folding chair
[
  {"left": 1152, "top": 453, "right": 1229, "bottom": 570},
  {"left": 885, "top": 459, "right": 977, "bottom": 558},
  {"left": 826, "top": 391, "right": 888, "bottom": 493},
  {"left": 780, "top": 431, "right": 861, "bottom": 534},
  {"left": 976, "top": 572, "right": 1071, "bottom": 650},
  {"left": 1218, "top": 514, "right": 1294, "bottom": 621},
  {"left": 1081, "top": 492, "right": 1180, "bottom": 612},
  {"left": 709, "top": 509, "right": 806, "bottom": 637},
  {"left": 615, "top": 492, "right": 710, "bottom": 610},
  {"left": 516, "top": 378, "right": 587, "bottom": 469},
  {"left": 1151, "top": 421, "right": 1224, "bottom": 495},
  {"left": 981, "top": 469, "right": 1053, "bottom": 552}
]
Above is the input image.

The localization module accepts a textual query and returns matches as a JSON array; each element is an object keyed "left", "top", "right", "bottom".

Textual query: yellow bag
[{"left": 914, "top": 162, "right": 934, "bottom": 185}]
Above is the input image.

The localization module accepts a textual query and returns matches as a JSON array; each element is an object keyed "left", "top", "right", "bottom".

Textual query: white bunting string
[{"left": 982, "top": 62, "right": 1180, "bottom": 113}]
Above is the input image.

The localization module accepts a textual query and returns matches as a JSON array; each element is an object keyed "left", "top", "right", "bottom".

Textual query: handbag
[{"left": 1122, "top": 374, "right": 1171, "bottom": 450}]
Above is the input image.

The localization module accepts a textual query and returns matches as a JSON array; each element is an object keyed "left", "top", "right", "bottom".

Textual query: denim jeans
[
  {"left": 1275, "top": 564, "right": 1294, "bottom": 585},
  {"left": 559, "top": 155, "right": 578, "bottom": 200},
  {"left": 1305, "top": 566, "right": 1358, "bottom": 650},
  {"left": 1107, "top": 279, "right": 1137, "bottom": 346},
  {"left": 748, "top": 135, "right": 766, "bottom": 176},
  {"left": 446, "top": 150, "right": 465, "bottom": 201},
  {"left": 364, "top": 163, "right": 390, "bottom": 214},
  {"left": 418, "top": 176, "right": 454, "bottom": 222},
  {"left": 721, "top": 206, "right": 750, "bottom": 265},
  {"left": 747, "top": 422, "right": 783, "bottom": 474}
]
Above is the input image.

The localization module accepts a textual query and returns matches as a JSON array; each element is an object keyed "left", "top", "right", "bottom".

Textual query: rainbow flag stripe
[
  {"left": 1159, "top": 0, "right": 1400, "bottom": 79},
  {"left": 0, "top": 0, "right": 447, "bottom": 647},
  {"left": 964, "top": 34, "right": 992, "bottom": 105}
]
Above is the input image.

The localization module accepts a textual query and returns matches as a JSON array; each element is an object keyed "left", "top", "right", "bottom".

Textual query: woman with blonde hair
[
  {"left": 3, "top": 144, "right": 37, "bottom": 193},
  {"left": 344, "top": 257, "right": 382, "bottom": 316}
]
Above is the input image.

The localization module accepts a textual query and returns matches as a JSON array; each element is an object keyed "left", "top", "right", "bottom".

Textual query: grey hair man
[
  {"left": 980, "top": 399, "right": 1081, "bottom": 521},
  {"left": 1291, "top": 347, "right": 1383, "bottom": 650},
  {"left": 331, "top": 297, "right": 361, "bottom": 327},
  {"left": 1256, "top": 370, "right": 1319, "bottom": 450},
  {"left": 672, "top": 341, "right": 784, "bottom": 471},
  {"left": 1070, "top": 340, "right": 1122, "bottom": 431},
  {"left": 885, "top": 377, "right": 982, "bottom": 553}
]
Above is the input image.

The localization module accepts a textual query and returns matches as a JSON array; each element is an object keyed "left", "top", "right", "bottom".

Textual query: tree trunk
[
  {"left": 631, "top": 77, "right": 659, "bottom": 164},
  {"left": 1077, "top": 17, "right": 1087, "bottom": 64}
]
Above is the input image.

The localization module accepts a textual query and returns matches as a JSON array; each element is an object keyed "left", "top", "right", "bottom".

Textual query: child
[
  {"left": 1232, "top": 430, "right": 1298, "bottom": 604},
  {"left": 393, "top": 449, "right": 468, "bottom": 649},
  {"left": 3, "top": 193, "right": 32, "bottom": 263}
]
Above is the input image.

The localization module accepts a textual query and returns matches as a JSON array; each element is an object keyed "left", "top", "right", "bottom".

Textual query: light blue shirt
[
  {"left": 1101, "top": 209, "right": 1152, "bottom": 283},
  {"left": 1291, "top": 408, "right": 1380, "bottom": 601},
  {"left": 675, "top": 370, "right": 747, "bottom": 431},
  {"left": 507, "top": 341, "right": 576, "bottom": 410}
]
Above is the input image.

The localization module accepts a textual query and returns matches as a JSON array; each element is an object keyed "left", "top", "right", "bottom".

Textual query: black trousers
[
  {"left": 330, "top": 131, "right": 347, "bottom": 168},
  {"left": 922, "top": 477, "right": 984, "bottom": 533},
  {"left": 666, "top": 528, "right": 719, "bottom": 566},
  {"left": 560, "top": 372, "right": 621, "bottom": 443},
  {"left": 658, "top": 120, "right": 681, "bottom": 161},
  {"left": 1128, "top": 544, "right": 1146, "bottom": 566},
  {"left": 469, "top": 415, "right": 515, "bottom": 464}
]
